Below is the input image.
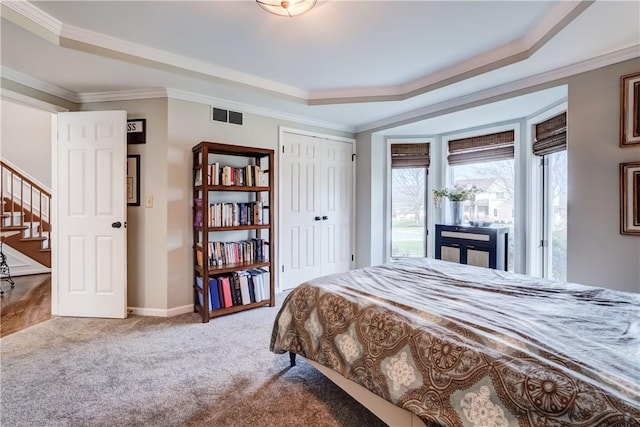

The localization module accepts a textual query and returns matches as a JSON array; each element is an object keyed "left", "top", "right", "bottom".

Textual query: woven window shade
[
  {"left": 447, "top": 130, "right": 514, "bottom": 165},
  {"left": 391, "top": 143, "right": 430, "bottom": 168},
  {"left": 533, "top": 112, "right": 566, "bottom": 156}
]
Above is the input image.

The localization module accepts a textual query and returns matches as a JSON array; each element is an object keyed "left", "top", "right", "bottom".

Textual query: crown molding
[
  {"left": 59, "top": 24, "right": 309, "bottom": 101},
  {"left": 77, "top": 88, "right": 168, "bottom": 103},
  {"left": 0, "top": 66, "right": 352, "bottom": 132},
  {"left": 1, "top": 66, "right": 79, "bottom": 102},
  {"left": 356, "top": 45, "right": 640, "bottom": 133},
  {"left": 1, "top": 0, "right": 62, "bottom": 35},
  {"left": 166, "top": 88, "right": 354, "bottom": 133},
  {"left": 1, "top": 88, "right": 69, "bottom": 113},
  {"left": 4, "top": 40, "right": 636, "bottom": 136}
]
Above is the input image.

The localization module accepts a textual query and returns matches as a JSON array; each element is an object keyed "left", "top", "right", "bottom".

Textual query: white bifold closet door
[{"left": 280, "top": 131, "right": 353, "bottom": 290}]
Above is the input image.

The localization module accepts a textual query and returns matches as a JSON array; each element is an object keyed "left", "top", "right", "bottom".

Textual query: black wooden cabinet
[{"left": 435, "top": 224, "right": 509, "bottom": 270}]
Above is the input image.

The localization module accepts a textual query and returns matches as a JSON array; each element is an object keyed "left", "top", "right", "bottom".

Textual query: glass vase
[{"left": 451, "top": 200, "right": 464, "bottom": 225}]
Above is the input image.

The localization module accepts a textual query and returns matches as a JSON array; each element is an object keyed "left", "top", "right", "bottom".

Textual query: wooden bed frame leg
[{"left": 289, "top": 352, "right": 296, "bottom": 367}]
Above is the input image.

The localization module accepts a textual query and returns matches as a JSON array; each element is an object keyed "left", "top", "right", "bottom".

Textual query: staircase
[{"left": 1, "top": 161, "right": 51, "bottom": 268}]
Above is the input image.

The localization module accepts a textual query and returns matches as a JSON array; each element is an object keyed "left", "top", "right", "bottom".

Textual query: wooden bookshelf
[{"left": 192, "top": 141, "right": 275, "bottom": 323}]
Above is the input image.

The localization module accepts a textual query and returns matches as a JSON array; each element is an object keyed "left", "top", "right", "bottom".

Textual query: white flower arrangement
[{"left": 433, "top": 185, "right": 480, "bottom": 208}]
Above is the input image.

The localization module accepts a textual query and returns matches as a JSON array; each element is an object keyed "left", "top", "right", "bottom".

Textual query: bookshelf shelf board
[
  {"left": 202, "top": 224, "right": 270, "bottom": 232},
  {"left": 195, "top": 261, "right": 271, "bottom": 275},
  {"left": 207, "top": 185, "right": 270, "bottom": 192},
  {"left": 193, "top": 300, "right": 272, "bottom": 319}
]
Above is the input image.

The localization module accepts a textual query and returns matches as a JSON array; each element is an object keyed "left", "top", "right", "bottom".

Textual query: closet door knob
[
  {"left": 314, "top": 216, "right": 321, "bottom": 221},
  {"left": 322, "top": 216, "right": 328, "bottom": 220}
]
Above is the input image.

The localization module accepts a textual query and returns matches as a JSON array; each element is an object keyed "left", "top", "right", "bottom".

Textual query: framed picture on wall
[
  {"left": 620, "top": 161, "right": 640, "bottom": 235},
  {"left": 620, "top": 72, "right": 640, "bottom": 146},
  {"left": 127, "top": 154, "right": 141, "bottom": 206}
]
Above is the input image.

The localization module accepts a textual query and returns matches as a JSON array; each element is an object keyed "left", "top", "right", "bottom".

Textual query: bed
[{"left": 270, "top": 258, "right": 640, "bottom": 426}]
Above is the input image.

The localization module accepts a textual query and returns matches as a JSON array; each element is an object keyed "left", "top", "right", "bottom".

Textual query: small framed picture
[
  {"left": 620, "top": 72, "right": 640, "bottom": 146},
  {"left": 127, "top": 119, "right": 146, "bottom": 144},
  {"left": 127, "top": 154, "right": 141, "bottom": 206},
  {"left": 620, "top": 161, "right": 640, "bottom": 235}
]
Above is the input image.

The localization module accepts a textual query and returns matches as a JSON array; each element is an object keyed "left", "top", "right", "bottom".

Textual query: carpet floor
[{"left": 0, "top": 293, "right": 387, "bottom": 427}]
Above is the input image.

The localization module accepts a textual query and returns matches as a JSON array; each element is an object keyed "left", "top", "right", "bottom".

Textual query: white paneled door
[
  {"left": 56, "top": 111, "right": 128, "bottom": 318},
  {"left": 280, "top": 131, "right": 354, "bottom": 290},
  {"left": 320, "top": 139, "right": 353, "bottom": 276}
]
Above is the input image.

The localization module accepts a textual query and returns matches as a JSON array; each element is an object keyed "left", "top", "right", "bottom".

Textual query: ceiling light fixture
[{"left": 256, "top": 0, "right": 317, "bottom": 17}]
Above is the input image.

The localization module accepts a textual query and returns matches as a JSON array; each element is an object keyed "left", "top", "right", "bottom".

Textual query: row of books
[
  {"left": 208, "top": 163, "right": 265, "bottom": 187},
  {"left": 195, "top": 268, "right": 270, "bottom": 310},
  {"left": 194, "top": 164, "right": 265, "bottom": 187},
  {"left": 196, "top": 239, "right": 267, "bottom": 267},
  {"left": 205, "top": 201, "right": 264, "bottom": 228}
]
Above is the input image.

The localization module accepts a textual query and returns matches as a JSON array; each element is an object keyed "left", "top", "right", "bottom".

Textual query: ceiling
[{"left": 1, "top": 1, "right": 639, "bottom": 134}]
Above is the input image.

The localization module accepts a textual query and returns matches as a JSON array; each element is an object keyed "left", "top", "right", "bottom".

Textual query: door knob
[
  {"left": 322, "top": 216, "right": 328, "bottom": 220},
  {"left": 314, "top": 216, "right": 321, "bottom": 221},
  {"left": 111, "top": 221, "right": 122, "bottom": 228}
]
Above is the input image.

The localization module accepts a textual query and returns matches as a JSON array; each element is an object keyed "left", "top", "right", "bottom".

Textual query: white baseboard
[{"left": 127, "top": 304, "right": 193, "bottom": 317}]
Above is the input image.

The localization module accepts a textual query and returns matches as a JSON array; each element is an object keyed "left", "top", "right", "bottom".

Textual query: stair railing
[{"left": 0, "top": 160, "right": 51, "bottom": 242}]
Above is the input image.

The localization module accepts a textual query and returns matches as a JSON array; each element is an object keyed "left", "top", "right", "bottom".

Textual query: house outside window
[{"left": 447, "top": 129, "right": 516, "bottom": 271}]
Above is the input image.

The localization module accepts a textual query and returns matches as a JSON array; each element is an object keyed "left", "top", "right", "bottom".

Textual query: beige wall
[
  {"left": 1, "top": 99, "right": 52, "bottom": 187},
  {"left": 567, "top": 59, "right": 640, "bottom": 292}
]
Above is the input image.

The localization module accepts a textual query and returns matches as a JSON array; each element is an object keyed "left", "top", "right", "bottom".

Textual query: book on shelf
[
  {"left": 208, "top": 277, "right": 221, "bottom": 310},
  {"left": 219, "top": 276, "right": 233, "bottom": 308},
  {"left": 194, "top": 198, "right": 203, "bottom": 227},
  {"left": 238, "top": 271, "right": 252, "bottom": 305},
  {"left": 259, "top": 268, "right": 271, "bottom": 300},
  {"left": 247, "top": 274, "right": 257, "bottom": 303},
  {"left": 195, "top": 169, "right": 203, "bottom": 186},
  {"left": 196, "top": 243, "right": 203, "bottom": 267},
  {"left": 195, "top": 276, "right": 212, "bottom": 311},
  {"left": 230, "top": 273, "right": 243, "bottom": 305}
]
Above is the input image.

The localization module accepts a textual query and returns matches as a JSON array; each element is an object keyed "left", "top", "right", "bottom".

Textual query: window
[
  {"left": 390, "top": 143, "right": 429, "bottom": 258},
  {"left": 534, "top": 112, "right": 567, "bottom": 281},
  {"left": 448, "top": 130, "right": 515, "bottom": 271}
]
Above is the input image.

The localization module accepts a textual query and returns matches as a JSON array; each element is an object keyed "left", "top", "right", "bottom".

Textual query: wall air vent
[
  {"left": 211, "top": 107, "right": 243, "bottom": 126},
  {"left": 228, "top": 110, "right": 243, "bottom": 125},
  {"left": 212, "top": 107, "right": 228, "bottom": 123}
]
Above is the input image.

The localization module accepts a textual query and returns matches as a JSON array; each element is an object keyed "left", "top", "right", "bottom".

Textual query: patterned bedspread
[{"left": 270, "top": 259, "right": 640, "bottom": 426}]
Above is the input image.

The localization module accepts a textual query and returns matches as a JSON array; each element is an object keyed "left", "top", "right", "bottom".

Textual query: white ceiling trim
[
  {"left": 166, "top": 88, "right": 354, "bottom": 134},
  {"left": 521, "top": 0, "right": 590, "bottom": 48},
  {"left": 1, "top": 66, "right": 79, "bottom": 102},
  {"left": 5, "top": 0, "right": 594, "bottom": 107},
  {"left": 357, "top": 45, "right": 640, "bottom": 134},
  {"left": 1, "top": 0, "right": 62, "bottom": 35},
  {"left": 59, "top": 24, "right": 309, "bottom": 101},
  {"left": 3, "top": 41, "right": 637, "bottom": 136},
  {"left": 0, "top": 66, "right": 353, "bottom": 132},
  {"left": 1, "top": 88, "right": 69, "bottom": 113},
  {"left": 77, "top": 88, "right": 168, "bottom": 103}
]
